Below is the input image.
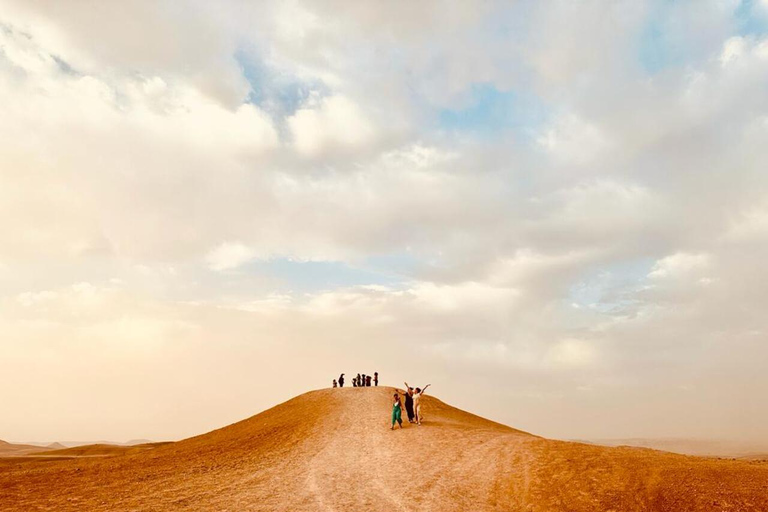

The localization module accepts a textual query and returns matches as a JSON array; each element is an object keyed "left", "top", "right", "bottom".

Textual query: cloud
[
  {"left": 537, "top": 114, "right": 611, "bottom": 164},
  {"left": 726, "top": 198, "right": 768, "bottom": 240},
  {"left": 547, "top": 338, "right": 598, "bottom": 368},
  {"left": 288, "top": 94, "right": 376, "bottom": 157},
  {"left": 648, "top": 253, "right": 711, "bottom": 280},
  {"left": 206, "top": 242, "right": 258, "bottom": 272}
]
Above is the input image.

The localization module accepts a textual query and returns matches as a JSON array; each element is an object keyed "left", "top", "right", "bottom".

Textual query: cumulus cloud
[
  {"left": 648, "top": 253, "right": 711, "bottom": 280},
  {"left": 206, "top": 242, "right": 258, "bottom": 271},
  {"left": 288, "top": 94, "right": 376, "bottom": 157}
]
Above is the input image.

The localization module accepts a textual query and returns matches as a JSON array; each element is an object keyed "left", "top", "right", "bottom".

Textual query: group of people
[
  {"left": 332, "top": 372, "right": 378, "bottom": 388},
  {"left": 391, "top": 382, "right": 430, "bottom": 429},
  {"left": 330, "top": 372, "right": 432, "bottom": 430}
]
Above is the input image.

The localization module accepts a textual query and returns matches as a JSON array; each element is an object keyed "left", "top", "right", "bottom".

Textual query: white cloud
[
  {"left": 648, "top": 253, "right": 711, "bottom": 280},
  {"left": 409, "top": 281, "right": 519, "bottom": 313},
  {"left": 720, "top": 36, "right": 747, "bottom": 65},
  {"left": 16, "top": 290, "right": 57, "bottom": 307},
  {"left": 206, "top": 242, "right": 257, "bottom": 271},
  {"left": 288, "top": 94, "right": 376, "bottom": 157},
  {"left": 537, "top": 113, "right": 611, "bottom": 164},
  {"left": 547, "top": 338, "right": 598, "bottom": 368}
]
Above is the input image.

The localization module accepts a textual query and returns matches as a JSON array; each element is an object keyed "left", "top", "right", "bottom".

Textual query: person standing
[
  {"left": 412, "top": 384, "right": 431, "bottom": 425},
  {"left": 366, "top": 375, "right": 372, "bottom": 387},
  {"left": 403, "top": 383, "right": 415, "bottom": 423},
  {"left": 338, "top": 373, "right": 345, "bottom": 388},
  {"left": 332, "top": 379, "right": 337, "bottom": 388},
  {"left": 374, "top": 372, "right": 379, "bottom": 386},
  {"left": 390, "top": 392, "right": 404, "bottom": 430},
  {"left": 356, "top": 374, "right": 362, "bottom": 387}
]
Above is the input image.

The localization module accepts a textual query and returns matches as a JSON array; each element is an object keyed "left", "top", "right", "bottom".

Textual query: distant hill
[
  {"left": 738, "top": 453, "right": 768, "bottom": 461},
  {"left": 124, "top": 439, "right": 153, "bottom": 446},
  {"left": 18, "top": 439, "right": 157, "bottom": 448},
  {"left": 585, "top": 437, "right": 768, "bottom": 458},
  {"left": 36, "top": 442, "right": 170, "bottom": 457},
  {"left": 0, "top": 440, "right": 48, "bottom": 457},
  {"left": 1, "top": 388, "right": 767, "bottom": 511}
]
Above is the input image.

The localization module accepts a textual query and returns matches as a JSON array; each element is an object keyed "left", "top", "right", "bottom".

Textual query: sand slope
[{"left": 1, "top": 387, "right": 767, "bottom": 511}]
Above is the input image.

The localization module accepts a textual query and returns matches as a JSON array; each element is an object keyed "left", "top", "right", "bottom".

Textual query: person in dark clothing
[
  {"left": 361, "top": 374, "right": 366, "bottom": 387},
  {"left": 356, "top": 374, "right": 362, "bottom": 387},
  {"left": 402, "top": 383, "right": 415, "bottom": 423},
  {"left": 366, "top": 375, "right": 372, "bottom": 387},
  {"left": 338, "top": 373, "right": 345, "bottom": 387},
  {"left": 374, "top": 372, "right": 378, "bottom": 386},
  {"left": 352, "top": 376, "right": 357, "bottom": 387},
  {"left": 333, "top": 379, "right": 337, "bottom": 388}
]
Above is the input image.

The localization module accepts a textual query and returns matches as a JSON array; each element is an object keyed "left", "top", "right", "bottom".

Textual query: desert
[{"left": 2, "top": 387, "right": 767, "bottom": 512}]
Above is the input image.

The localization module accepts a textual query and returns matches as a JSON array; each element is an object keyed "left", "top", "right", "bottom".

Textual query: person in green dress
[{"left": 390, "top": 392, "right": 404, "bottom": 430}]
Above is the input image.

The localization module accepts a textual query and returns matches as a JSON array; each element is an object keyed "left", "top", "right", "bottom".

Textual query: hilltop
[{"left": 1, "top": 387, "right": 767, "bottom": 511}]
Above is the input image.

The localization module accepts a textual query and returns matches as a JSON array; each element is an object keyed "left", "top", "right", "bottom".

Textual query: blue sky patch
[
  {"left": 735, "top": 0, "right": 768, "bottom": 36},
  {"left": 245, "top": 257, "right": 412, "bottom": 293},
  {"left": 638, "top": 9, "right": 674, "bottom": 74},
  {"left": 437, "top": 83, "right": 548, "bottom": 138},
  {"left": 235, "top": 47, "right": 327, "bottom": 120},
  {"left": 568, "top": 258, "right": 656, "bottom": 313}
]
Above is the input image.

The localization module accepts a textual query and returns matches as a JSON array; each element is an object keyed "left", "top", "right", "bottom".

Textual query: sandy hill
[
  {"left": 587, "top": 438, "right": 768, "bottom": 459},
  {"left": 35, "top": 442, "right": 170, "bottom": 457},
  {"left": 0, "top": 440, "right": 48, "bottom": 457},
  {"left": 1, "top": 387, "right": 767, "bottom": 511}
]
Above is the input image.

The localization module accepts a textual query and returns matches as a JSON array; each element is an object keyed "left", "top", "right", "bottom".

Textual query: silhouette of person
[
  {"left": 391, "top": 392, "right": 404, "bottom": 430},
  {"left": 333, "top": 379, "right": 337, "bottom": 388},
  {"left": 366, "top": 375, "right": 372, "bottom": 387},
  {"left": 357, "top": 374, "right": 362, "bottom": 388},
  {"left": 403, "top": 383, "right": 415, "bottom": 423},
  {"left": 338, "top": 373, "right": 345, "bottom": 388},
  {"left": 374, "top": 372, "right": 379, "bottom": 386}
]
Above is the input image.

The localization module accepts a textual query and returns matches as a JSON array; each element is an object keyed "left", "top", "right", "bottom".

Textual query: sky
[{"left": 1, "top": 0, "right": 768, "bottom": 444}]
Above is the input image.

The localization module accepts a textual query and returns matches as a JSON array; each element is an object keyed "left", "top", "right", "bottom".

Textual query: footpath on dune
[{"left": 1, "top": 387, "right": 768, "bottom": 512}]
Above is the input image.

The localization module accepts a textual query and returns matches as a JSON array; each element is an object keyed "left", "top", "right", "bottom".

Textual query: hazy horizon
[{"left": 2, "top": 1, "right": 768, "bottom": 445}]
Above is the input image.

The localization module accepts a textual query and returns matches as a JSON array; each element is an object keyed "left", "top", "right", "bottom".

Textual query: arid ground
[{"left": 1, "top": 387, "right": 767, "bottom": 511}]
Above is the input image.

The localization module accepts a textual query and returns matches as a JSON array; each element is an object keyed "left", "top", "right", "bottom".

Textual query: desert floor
[{"left": 1, "top": 387, "right": 767, "bottom": 511}]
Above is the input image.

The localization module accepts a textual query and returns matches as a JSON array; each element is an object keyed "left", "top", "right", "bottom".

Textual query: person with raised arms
[{"left": 411, "top": 383, "right": 431, "bottom": 425}]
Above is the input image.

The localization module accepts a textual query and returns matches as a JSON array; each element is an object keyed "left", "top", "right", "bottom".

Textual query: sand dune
[{"left": 1, "top": 387, "right": 767, "bottom": 511}]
